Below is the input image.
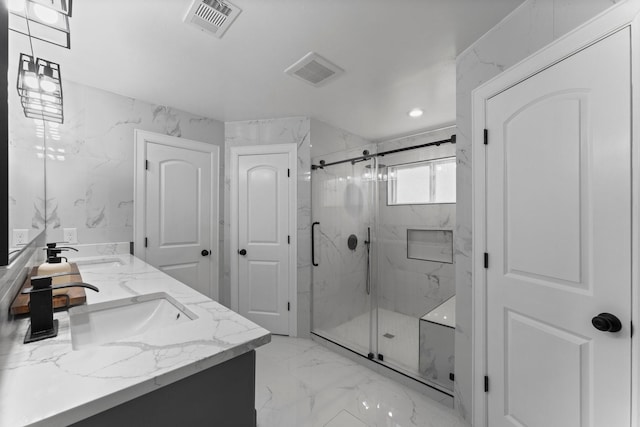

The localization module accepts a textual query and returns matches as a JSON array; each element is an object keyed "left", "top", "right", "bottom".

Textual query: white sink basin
[
  {"left": 74, "top": 257, "right": 126, "bottom": 268},
  {"left": 69, "top": 293, "right": 197, "bottom": 350}
]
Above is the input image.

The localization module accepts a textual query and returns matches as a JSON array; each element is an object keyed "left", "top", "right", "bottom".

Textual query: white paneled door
[
  {"left": 236, "top": 150, "right": 292, "bottom": 335},
  {"left": 137, "top": 131, "right": 219, "bottom": 300},
  {"left": 485, "top": 28, "right": 631, "bottom": 426}
]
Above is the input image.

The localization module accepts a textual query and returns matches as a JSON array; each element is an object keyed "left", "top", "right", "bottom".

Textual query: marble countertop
[{"left": 0, "top": 254, "right": 271, "bottom": 427}]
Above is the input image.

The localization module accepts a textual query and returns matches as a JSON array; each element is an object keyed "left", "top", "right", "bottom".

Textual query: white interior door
[
  {"left": 236, "top": 151, "right": 291, "bottom": 335},
  {"left": 136, "top": 131, "right": 219, "bottom": 300},
  {"left": 485, "top": 28, "right": 631, "bottom": 426}
]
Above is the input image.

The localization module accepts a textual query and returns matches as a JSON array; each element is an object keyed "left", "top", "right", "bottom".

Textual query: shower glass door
[
  {"left": 311, "top": 147, "right": 377, "bottom": 358},
  {"left": 375, "top": 148, "right": 456, "bottom": 391},
  {"left": 311, "top": 138, "right": 457, "bottom": 393}
]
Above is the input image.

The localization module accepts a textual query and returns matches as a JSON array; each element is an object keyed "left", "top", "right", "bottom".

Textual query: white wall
[{"left": 454, "top": 0, "right": 621, "bottom": 421}]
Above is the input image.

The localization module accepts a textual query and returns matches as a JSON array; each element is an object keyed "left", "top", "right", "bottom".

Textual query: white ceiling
[{"left": 11, "top": 0, "right": 523, "bottom": 141}]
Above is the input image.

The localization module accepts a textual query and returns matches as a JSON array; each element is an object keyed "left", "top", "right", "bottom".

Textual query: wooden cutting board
[{"left": 10, "top": 263, "right": 86, "bottom": 315}]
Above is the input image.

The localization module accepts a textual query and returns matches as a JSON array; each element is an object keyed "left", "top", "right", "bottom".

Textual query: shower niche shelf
[{"left": 407, "top": 229, "right": 453, "bottom": 263}]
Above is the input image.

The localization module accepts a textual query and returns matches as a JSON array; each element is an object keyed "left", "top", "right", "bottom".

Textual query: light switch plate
[
  {"left": 12, "top": 229, "right": 29, "bottom": 246},
  {"left": 63, "top": 228, "right": 78, "bottom": 244}
]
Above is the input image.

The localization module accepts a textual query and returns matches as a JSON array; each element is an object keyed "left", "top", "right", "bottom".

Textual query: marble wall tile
[
  {"left": 223, "top": 117, "right": 312, "bottom": 336},
  {"left": 7, "top": 77, "right": 226, "bottom": 301},
  {"left": 41, "top": 81, "right": 224, "bottom": 245},
  {"left": 454, "top": 0, "right": 618, "bottom": 421},
  {"left": 376, "top": 128, "right": 457, "bottom": 320},
  {"left": 419, "top": 320, "right": 455, "bottom": 391},
  {"left": 310, "top": 118, "right": 372, "bottom": 159},
  {"left": 376, "top": 126, "right": 456, "bottom": 154}
]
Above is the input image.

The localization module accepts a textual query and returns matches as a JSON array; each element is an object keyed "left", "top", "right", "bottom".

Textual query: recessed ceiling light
[{"left": 408, "top": 108, "right": 423, "bottom": 118}]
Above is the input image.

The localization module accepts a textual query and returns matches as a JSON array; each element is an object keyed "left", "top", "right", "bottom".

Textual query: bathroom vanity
[{"left": 0, "top": 253, "right": 271, "bottom": 426}]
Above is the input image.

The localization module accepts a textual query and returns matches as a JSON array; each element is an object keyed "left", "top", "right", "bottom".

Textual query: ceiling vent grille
[
  {"left": 184, "top": 0, "right": 242, "bottom": 39},
  {"left": 285, "top": 52, "right": 345, "bottom": 88}
]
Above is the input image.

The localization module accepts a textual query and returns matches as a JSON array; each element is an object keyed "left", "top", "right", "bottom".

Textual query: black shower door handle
[{"left": 312, "top": 222, "right": 320, "bottom": 267}]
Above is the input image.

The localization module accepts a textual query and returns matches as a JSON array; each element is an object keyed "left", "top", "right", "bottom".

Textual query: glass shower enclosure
[
  {"left": 311, "top": 145, "right": 379, "bottom": 358},
  {"left": 311, "top": 139, "right": 456, "bottom": 395}
]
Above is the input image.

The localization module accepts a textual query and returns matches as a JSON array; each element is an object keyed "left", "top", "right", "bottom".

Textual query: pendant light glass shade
[
  {"left": 17, "top": 53, "right": 64, "bottom": 123},
  {"left": 8, "top": 0, "right": 72, "bottom": 48}
]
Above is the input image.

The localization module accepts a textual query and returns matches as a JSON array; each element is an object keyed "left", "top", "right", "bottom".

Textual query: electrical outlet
[
  {"left": 12, "top": 229, "right": 29, "bottom": 246},
  {"left": 63, "top": 228, "right": 78, "bottom": 244}
]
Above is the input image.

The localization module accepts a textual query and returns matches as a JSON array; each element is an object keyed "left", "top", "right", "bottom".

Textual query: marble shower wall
[
  {"left": 223, "top": 117, "right": 312, "bottom": 335},
  {"left": 454, "top": 0, "right": 620, "bottom": 421},
  {"left": 377, "top": 126, "right": 456, "bottom": 319}
]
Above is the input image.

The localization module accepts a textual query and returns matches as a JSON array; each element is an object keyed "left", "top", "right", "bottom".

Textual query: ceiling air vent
[
  {"left": 184, "top": 0, "right": 242, "bottom": 39},
  {"left": 285, "top": 52, "right": 345, "bottom": 88}
]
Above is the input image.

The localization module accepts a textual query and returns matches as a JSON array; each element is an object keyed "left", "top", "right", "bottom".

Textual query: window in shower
[{"left": 387, "top": 156, "right": 456, "bottom": 205}]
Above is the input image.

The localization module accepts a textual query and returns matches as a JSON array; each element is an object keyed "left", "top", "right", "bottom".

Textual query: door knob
[
  {"left": 591, "top": 313, "right": 622, "bottom": 333},
  {"left": 201, "top": 250, "right": 210, "bottom": 256},
  {"left": 238, "top": 249, "right": 247, "bottom": 256}
]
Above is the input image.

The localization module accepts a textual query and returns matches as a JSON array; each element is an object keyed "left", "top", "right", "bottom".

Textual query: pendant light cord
[
  {"left": 21, "top": 3, "right": 46, "bottom": 124},
  {"left": 22, "top": 3, "right": 36, "bottom": 60}
]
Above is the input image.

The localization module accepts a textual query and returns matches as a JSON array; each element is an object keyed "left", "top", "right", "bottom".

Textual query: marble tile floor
[{"left": 255, "top": 336, "right": 465, "bottom": 427}]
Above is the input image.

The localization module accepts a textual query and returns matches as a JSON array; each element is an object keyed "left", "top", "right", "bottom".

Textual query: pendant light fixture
[
  {"left": 8, "top": 0, "right": 73, "bottom": 48},
  {"left": 10, "top": 0, "right": 71, "bottom": 123},
  {"left": 17, "top": 53, "right": 64, "bottom": 123}
]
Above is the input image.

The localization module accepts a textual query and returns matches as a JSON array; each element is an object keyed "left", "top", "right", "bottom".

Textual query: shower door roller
[
  {"left": 591, "top": 313, "right": 622, "bottom": 333},
  {"left": 238, "top": 249, "right": 247, "bottom": 256}
]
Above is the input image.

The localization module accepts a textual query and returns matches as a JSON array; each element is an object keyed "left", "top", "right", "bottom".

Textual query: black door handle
[
  {"left": 592, "top": 313, "right": 622, "bottom": 332},
  {"left": 312, "top": 222, "right": 319, "bottom": 267},
  {"left": 238, "top": 249, "right": 247, "bottom": 256},
  {"left": 201, "top": 250, "right": 210, "bottom": 256}
]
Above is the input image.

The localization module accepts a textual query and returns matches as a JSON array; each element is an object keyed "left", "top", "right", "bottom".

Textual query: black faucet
[
  {"left": 43, "top": 242, "right": 79, "bottom": 264},
  {"left": 21, "top": 272, "right": 99, "bottom": 344}
]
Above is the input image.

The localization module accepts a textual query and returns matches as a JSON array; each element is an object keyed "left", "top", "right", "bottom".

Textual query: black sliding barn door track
[{"left": 311, "top": 135, "right": 456, "bottom": 170}]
